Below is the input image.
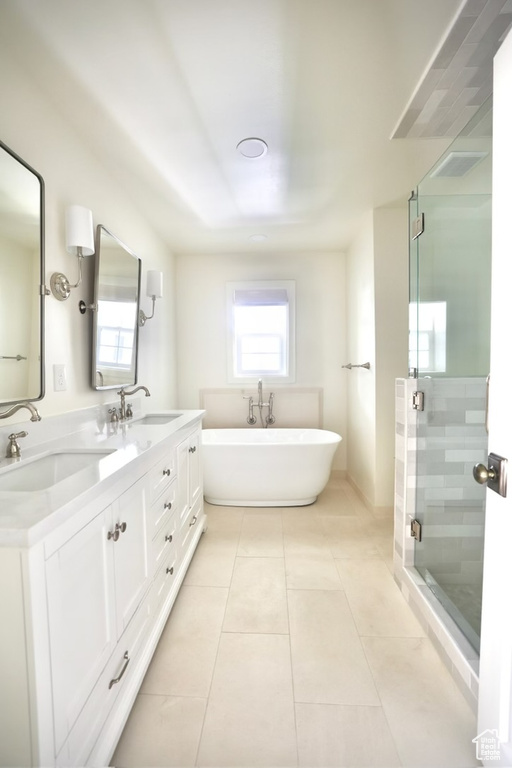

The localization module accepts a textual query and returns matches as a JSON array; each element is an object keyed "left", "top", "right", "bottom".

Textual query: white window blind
[{"left": 227, "top": 280, "right": 295, "bottom": 383}]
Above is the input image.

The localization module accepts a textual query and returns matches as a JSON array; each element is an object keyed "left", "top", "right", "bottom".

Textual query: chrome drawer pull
[
  {"left": 107, "top": 528, "right": 119, "bottom": 542},
  {"left": 165, "top": 533, "right": 173, "bottom": 542},
  {"left": 163, "top": 468, "right": 171, "bottom": 476},
  {"left": 166, "top": 566, "right": 174, "bottom": 575},
  {"left": 116, "top": 521, "right": 127, "bottom": 534},
  {"left": 189, "top": 515, "right": 198, "bottom": 527},
  {"left": 164, "top": 501, "right": 172, "bottom": 510},
  {"left": 109, "top": 651, "right": 130, "bottom": 689}
]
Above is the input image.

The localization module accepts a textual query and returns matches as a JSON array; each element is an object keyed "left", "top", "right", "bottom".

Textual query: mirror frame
[
  {"left": 91, "top": 224, "right": 142, "bottom": 391},
  {"left": 0, "top": 139, "right": 45, "bottom": 406}
]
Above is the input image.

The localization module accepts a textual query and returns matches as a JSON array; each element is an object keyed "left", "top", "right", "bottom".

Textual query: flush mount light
[{"left": 236, "top": 137, "right": 268, "bottom": 158}]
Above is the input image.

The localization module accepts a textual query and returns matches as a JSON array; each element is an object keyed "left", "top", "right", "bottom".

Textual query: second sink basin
[
  {"left": 0, "top": 449, "right": 117, "bottom": 492},
  {"left": 134, "top": 413, "right": 182, "bottom": 425}
]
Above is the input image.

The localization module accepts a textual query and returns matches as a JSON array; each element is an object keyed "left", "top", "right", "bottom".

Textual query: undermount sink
[
  {"left": 133, "top": 413, "right": 182, "bottom": 425},
  {"left": 0, "top": 449, "right": 117, "bottom": 492}
]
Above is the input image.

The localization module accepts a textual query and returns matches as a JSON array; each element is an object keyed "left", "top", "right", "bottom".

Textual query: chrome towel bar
[
  {"left": 0, "top": 354, "right": 27, "bottom": 361},
  {"left": 342, "top": 362, "right": 371, "bottom": 370}
]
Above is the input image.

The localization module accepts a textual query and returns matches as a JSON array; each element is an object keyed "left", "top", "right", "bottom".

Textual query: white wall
[
  {"left": 346, "top": 212, "right": 377, "bottom": 501},
  {"left": 374, "top": 206, "right": 409, "bottom": 506},
  {"left": 346, "top": 206, "right": 408, "bottom": 508},
  {"left": 0, "top": 46, "right": 177, "bottom": 424},
  {"left": 175, "top": 250, "right": 347, "bottom": 470}
]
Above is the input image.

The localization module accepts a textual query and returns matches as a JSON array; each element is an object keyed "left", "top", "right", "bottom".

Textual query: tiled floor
[{"left": 111, "top": 474, "right": 479, "bottom": 768}]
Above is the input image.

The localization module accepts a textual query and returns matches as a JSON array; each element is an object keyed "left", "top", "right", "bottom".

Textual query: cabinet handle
[
  {"left": 189, "top": 515, "right": 198, "bottom": 527},
  {"left": 164, "top": 501, "right": 172, "bottom": 510},
  {"left": 109, "top": 651, "right": 130, "bottom": 689},
  {"left": 165, "top": 533, "right": 173, "bottom": 542},
  {"left": 163, "top": 468, "right": 171, "bottom": 476},
  {"left": 188, "top": 446, "right": 196, "bottom": 453},
  {"left": 166, "top": 566, "right": 174, "bottom": 575},
  {"left": 116, "top": 522, "right": 127, "bottom": 534},
  {"left": 107, "top": 528, "right": 120, "bottom": 542}
]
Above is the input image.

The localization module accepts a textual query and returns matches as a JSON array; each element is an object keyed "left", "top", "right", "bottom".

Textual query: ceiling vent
[{"left": 430, "top": 151, "right": 488, "bottom": 178}]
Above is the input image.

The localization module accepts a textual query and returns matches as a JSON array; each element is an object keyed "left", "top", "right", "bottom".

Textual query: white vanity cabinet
[
  {"left": 0, "top": 414, "right": 205, "bottom": 768},
  {"left": 176, "top": 427, "right": 203, "bottom": 561},
  {"left": 46, "top": 475, "right": 149, "bottom": 761}
]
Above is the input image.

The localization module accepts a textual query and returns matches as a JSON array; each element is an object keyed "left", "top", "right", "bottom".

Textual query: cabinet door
[
  {"left": 113, "top": 476, "right": 149, "bottom": 637},
  {"left": 175, "top": 436, "right": 190, "bottom": 528},
  {"left": 188, "top": 428, "right": 202, "bottom": 509},
  {"left": 46, "top": 508, "right": 116, "bottom": 755}
]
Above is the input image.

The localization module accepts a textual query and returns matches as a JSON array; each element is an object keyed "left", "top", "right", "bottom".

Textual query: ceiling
[{"left": 0, "top": 0, "right": 498, "bottom": 254}]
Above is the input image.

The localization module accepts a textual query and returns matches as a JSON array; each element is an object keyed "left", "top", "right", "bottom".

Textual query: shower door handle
[{"left": 473, "top": 453, "right": 507, "bottom": 497}]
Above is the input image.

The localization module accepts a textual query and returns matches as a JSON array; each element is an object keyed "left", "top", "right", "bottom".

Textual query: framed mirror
[
  {"left": 0, "top": 140, "right": 45, "bottom": 406},
  {"left": 91, "top": 225, "right": 141, "bottom": 390}
]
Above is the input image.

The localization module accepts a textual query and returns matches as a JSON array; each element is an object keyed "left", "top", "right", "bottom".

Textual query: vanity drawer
[
  {"left": 55, "top": 596, "right": 151, "bottom": 767},
  {"left": 149, "top": 476, "right": 177, "bottom": 537},
  {"left": 147, "top": 450, "right": 176, "bottom": 505},
  {"left": 152, "top": 512, "right": 178, "bottom": 573}
]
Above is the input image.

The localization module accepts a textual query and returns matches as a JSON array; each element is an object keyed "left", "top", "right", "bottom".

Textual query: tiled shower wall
[
  {"left": 415, "top": 377, "right": 487, "bottom": 599},
  {"left": 394, "top": 377, "right": 487, "bottom": 711}
]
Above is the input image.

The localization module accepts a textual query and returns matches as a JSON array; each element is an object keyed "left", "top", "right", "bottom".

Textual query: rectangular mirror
[
  {"left": 0, "top": 140, "right": 45, "bottom": 405},
  {"left": 91, "top": 225, "right": 141, "bottom": 389}
]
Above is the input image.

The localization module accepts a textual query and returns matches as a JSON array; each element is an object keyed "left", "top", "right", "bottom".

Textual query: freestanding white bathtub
[{"left": 202, "top": 428, "right": 342, "bottom": 506}]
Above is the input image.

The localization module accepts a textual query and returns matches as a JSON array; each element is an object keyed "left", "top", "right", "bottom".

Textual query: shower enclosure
[{"left": 408, "top": 99, "right": 492, "bottom": 654}]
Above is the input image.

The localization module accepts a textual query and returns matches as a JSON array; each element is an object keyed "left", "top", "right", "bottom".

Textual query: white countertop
[{"left": 0, "top": 410, "right": 204, "bottom": 548}]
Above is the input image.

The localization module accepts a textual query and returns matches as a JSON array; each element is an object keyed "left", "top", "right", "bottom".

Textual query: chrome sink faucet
[
  {"left": 0, "top": 402, "right": 41, "bottom": 422},
  {"left": 117, "top": 385, "right": 151, "bottom": 420}
]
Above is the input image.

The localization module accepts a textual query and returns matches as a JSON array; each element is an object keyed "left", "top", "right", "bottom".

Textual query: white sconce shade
[
  {"left": 65, "top": 205, "right": 95, "bottom": 256},
  {"left": 146, "top": 270, "right": 163, "bottom": 299},
  {"left": 139, "top": 270, "right": 164, "bottom": 326},
  {"left": 50, "top": 205, "right": 95, "bottom": 301}
]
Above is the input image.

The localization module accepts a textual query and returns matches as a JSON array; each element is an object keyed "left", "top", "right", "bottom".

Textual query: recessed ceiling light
[
  {"left": 237, "top": 138, "right": 268, "bottom": 158},
  {"left": 249, "top": 234, "right": 268, "bottom": 242}
]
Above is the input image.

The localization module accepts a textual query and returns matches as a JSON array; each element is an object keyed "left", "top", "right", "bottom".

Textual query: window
[
  {"left": 227, "top": 280, "right": 295, "bottom": 382},
  {"left": 409, "top": 301, "right": 447, "bottom": 373},
  {"left": 97, "top": 300, "right": 137, "bottom": 370}
]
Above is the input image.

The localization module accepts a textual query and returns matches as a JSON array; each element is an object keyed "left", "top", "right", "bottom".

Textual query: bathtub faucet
[{"left": 258, "top": 379, "right": 275, "bottom": 427}]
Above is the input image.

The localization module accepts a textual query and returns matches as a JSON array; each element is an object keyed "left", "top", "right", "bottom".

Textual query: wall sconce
[
  {"left": 139, "top": 270, "right": 163, "bottom": 326},
  {"left": 50, "top": 205, "right": 95, "bottom": 301}
]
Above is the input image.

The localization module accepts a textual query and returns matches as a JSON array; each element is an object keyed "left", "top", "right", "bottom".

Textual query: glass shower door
[{"left": 410, "top": 99, "right": 492, "bottom": 653}]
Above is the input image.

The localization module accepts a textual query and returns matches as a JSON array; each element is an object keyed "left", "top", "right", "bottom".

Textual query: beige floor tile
[
  {"left": 285, "top": 553, "right": 343, "bottom": 590},
  {"left": 283, "top": 514, "right": 332, "bottom": 557},
  {"left": 362, "top": 636, "right": 479, "bottom": 767},
  {"left": 197, "top": 632, "right": 297, "bottom": 767},
  {"left": 237, "top": 512, "right": 284, "bottom": 557},
  {"left": 223, "top": 557, "right": 289, "bottom": 633},
  {"left": 111, "top": 694, "right": 206, "bottom": 767},
  {"left": 295, "top": 702, "right": 401, "bottom": 767},
  {"left": 183, "top": 530, "right": 239, "bottom": 587},
  {"left": 335, "top": 559, "right": 425, "bottom": 637},
  {"left": 317, "top": 486, "right": 369, "bottom": 517},
  {"left": 204, "top": 503, "right": 244, "bottom": 532},
  {"left": 141, "top": 585, "right": 228, "bottom": 697},
  {"left": 322, "top": 517, "right": 383, "bottom": 559},
  {"left": 288, "top": 589, "right": 380, "bottom": 705}
]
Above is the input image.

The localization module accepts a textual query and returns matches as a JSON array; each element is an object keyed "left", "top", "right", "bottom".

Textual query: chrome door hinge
[
  {"left": 410, "top": 519, "right": 422, "bottom": 542},
  {"left": 412, "top": 391, "right": 424, "bottom": 411},
  {"left": 411, "top": 213, "right": 424, "bottom": 240}
]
